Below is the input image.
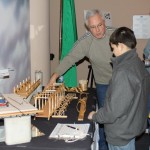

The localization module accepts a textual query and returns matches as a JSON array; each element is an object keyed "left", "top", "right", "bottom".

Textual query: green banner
[{"left": 60, "top": 0, "right": 78, "bottom": 87}]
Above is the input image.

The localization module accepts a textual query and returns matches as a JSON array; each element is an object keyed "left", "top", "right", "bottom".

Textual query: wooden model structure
[
  {"left": 12, "top": 78, "right": 90, "bottom": 121},
  {"left": 76, "top": 92, "right": 88, "bottom": 121},
  {"left": 77, "top": 97, "right": 87, "bottom": 121},
  {"left": 34, "top": 84, "right": 78, "bottom": 120},
  {"left": 14, "top": 78, "right": 41, "bottom": 100},
  {"left": 62, "top": 87, "right": 88, "bottom": 121},
  {"left": 52, "top": 93, "right": 77, "bottom": 118}
]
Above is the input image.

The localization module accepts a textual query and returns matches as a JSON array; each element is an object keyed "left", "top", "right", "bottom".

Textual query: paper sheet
[
  {"left": 133, "top": 15, "right": 150, "bottom": 39},
  {"left": 49, "top": 123, "right": 90, "bottom": 140}
]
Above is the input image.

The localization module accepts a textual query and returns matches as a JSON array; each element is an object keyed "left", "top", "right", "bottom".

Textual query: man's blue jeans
[
  {"left": 96, "top": 83, "right": 109, "bottom": 150},
  {"left": 108, "top": 138, "right": 135, "bottom": 150}
]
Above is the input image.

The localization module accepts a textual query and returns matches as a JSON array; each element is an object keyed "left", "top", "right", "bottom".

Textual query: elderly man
[{"left": 47, "top": 9, "right": 113, "bottom": 150}]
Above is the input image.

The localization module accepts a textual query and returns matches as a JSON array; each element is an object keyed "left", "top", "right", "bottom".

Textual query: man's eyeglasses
[{"left": 89, "top": 23, "right": 103, "bottom": 30}]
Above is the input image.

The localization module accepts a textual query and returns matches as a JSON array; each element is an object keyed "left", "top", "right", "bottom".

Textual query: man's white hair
[{"left": 84, "top": 9, "right": 104, "bottom": 26}]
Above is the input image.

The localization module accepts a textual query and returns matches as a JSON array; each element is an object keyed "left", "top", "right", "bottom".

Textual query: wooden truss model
[
  {"left": 76, "top": 92, "right": 88, "bottom": 121},
  {"left": 13, "top": 80, "right": 89, "bottom": 121},
  {"left": 34, "top": 84, "right": 77, "bottom": 120},
  {"left": 77, "top": 97, "right": 87, "bottom": 121},
  {"left": 52, "top": 93, "right": 77, "bottom": 118},
  {"left": 14, "top": 78, "right": 41, "bottom": 100}
]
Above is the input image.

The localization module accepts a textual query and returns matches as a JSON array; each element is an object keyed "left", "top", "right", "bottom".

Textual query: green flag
[{"left": 60, "top": 0, "right": 78, "bottom": 87}]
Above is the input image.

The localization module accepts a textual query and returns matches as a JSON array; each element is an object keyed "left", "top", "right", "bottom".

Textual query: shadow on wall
[{"left": 0, "top": 0, "right": 30, "bottom": 93}]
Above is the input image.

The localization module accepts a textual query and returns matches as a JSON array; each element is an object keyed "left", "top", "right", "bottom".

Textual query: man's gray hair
[{"left": 84, "top": 9, "right": 104, "bottom": 26}]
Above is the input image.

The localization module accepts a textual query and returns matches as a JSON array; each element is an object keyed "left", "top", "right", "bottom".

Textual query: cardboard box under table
[{"left": 0, "top": 94, "right": 40, "bottom": 145}]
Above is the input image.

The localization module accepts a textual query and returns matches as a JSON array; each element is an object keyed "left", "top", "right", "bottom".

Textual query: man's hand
[
  {"left": 44, "top": 73, "right": 59, "bottom": 89},
  {"left": 88, "top": 111, "right": 96, "bottom": 120}
]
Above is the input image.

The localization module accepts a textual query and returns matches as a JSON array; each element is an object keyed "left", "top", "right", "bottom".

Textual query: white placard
[{"left": 133, "top": 15, "right": 150, "bottom": 39}]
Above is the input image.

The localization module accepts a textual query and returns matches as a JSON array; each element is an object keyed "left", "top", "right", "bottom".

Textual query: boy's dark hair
[{"left": 109, "top": 27, "right": 137, "bottom": 49}]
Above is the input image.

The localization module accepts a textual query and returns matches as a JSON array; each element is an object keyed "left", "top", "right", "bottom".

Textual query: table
[
  {"left": 0, "top": 88, "right": 97, "bottom": 150},
  {"left": 0, "top": 94, "right": 40, "bottom": 145}
]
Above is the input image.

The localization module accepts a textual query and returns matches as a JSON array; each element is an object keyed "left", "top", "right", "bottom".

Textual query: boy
[{"left": 88, "top": 27, "right": 150, "bottom": 150}]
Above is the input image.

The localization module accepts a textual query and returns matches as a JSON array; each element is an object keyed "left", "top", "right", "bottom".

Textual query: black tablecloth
[{"left": 0, "top": 88, "right": 97, "bottom": 150}]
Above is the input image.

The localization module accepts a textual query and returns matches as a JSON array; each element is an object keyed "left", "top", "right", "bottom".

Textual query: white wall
[
  {"left": 30, "top": 0, "right": 150, "bottom": 86},
  {"left": 50, "top": 0, "right": 150, "bottom": 84},
  {"left": 30, "top": 0, "right": 50, "bottom": 86}
]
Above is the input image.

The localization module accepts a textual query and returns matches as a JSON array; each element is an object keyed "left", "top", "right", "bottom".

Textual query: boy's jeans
[
  {"left": 96, "top": 83, "right": 109, "bottom": 150},
  {"left": 108, "top": 139, "right": 135, "bottom": 150}
]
